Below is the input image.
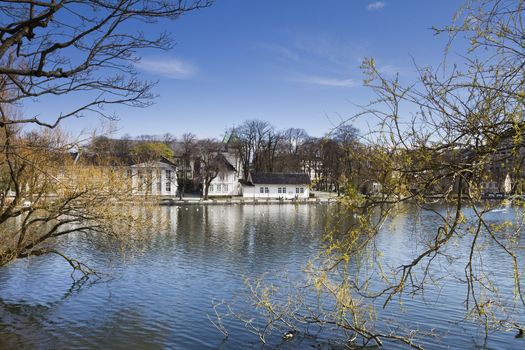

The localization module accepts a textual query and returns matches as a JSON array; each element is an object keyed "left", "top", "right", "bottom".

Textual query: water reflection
[{"left": 0, "top": 203, "right": 522, "bottom": 349}]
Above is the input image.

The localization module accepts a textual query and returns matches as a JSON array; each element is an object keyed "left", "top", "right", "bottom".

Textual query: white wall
[
  {"left": 205, "top": 170, "right": 241, "bottom": 196},
  {"left": 130, "top": 161, "right": 177, "bottom": 196},
  {"left": 242, "top": 184, "right": 309, "bottom": 199}
]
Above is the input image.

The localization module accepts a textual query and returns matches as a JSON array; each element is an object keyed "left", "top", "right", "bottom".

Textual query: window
[
  {"left": 260, "top": 187, "right": 264, "bottom": 193},
  {"left": 296, "top": 187, "right": 300, "bottom": 194},
  {"left": 300, "top": 188, "right": 304, "bottom": 193},
  {"left": 209, "top": 184, "right": 214, "bottom": 192},
  {"left": 166, "top": 169, "right": 172, "bottom": 180},
  {"left": 282, "top": 187, "right": 286, "bottom": 194},
  {"left": 166, "top": 182, "right": 171, "bottom": 192},
  {"left": 137, "top": 170, "right": 144, "bottom": 191},
  {"left": 264, "top": 187, "right": 269, "bottom": 194},
  {"left": 278, "top": 187, "right": 282, "bottom": 194},
  {"left": 224, "top": 184, "right": 228, "bottom": 192},
  {"left": 157, "top": 182, "right": 162, "bottom": 192}
]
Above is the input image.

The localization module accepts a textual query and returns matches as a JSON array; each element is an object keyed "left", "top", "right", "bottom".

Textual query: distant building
[
  {"left": 204, "top": 155, "right": 242, "bottom": 196},
  {"left": 169, "top": 141, "right": 199, "bottom": 191},
  {"left": 130, "top": 157, "right": 178, "bottom": 196},
  {"left": 242, "top": 172, "right": 311, "bottom": 199},
  {"left": 480, "top": 133, "right": 525, "bottom": 196},
  {"left": 221, "top": 129, "right": 244, "bottom": 180}
]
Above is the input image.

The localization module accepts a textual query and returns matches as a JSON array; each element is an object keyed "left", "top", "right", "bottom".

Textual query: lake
[{"left": 0, "top": 204, "right": 523, "bottom": 349}]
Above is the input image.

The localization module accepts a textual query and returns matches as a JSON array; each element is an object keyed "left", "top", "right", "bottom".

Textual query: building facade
[
  {"left": 242, "top": 172, "right": 311, "bottom": 199},
  {"left": 204, "top": 156, "right": 242, "bottom": 197},
  {"left": 130, "top": 157, "right": 178, "bottom": 196}
]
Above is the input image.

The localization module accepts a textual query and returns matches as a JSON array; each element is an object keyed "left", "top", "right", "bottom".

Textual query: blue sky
[{"left": 24, "top": 0, "right": 466, "bottom": 139}]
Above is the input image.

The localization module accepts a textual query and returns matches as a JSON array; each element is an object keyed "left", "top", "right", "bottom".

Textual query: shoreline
[{"left": 159, "top": 197, "right": 337, "bottom": 205}]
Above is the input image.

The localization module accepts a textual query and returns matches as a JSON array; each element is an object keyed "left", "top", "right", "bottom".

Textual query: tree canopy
[{"left": 130, "top": 142, "right": 174, "bottom": 162}]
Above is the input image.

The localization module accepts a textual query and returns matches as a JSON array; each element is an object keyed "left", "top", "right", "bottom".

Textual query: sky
[{"left": 23, "top": 0, "right": 467, "bottom": 140}]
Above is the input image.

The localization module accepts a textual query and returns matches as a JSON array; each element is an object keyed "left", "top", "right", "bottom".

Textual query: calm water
[{"left": 0, "top": 204, "right": 523, "bottom": 349}]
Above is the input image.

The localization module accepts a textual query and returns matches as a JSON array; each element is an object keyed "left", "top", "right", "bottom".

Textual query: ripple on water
[{"left": 0, "top": 204, "right": 523, "bottom": 349}]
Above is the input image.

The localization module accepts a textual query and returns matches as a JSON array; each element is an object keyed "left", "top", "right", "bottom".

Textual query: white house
[
  {"left": 130, "top": 157, "right": 178, "bottom": 196},
  {"left": 204, "top": 156, "right": 242, "bottom": 196},
  {"left": 222, "top": 130, "right": 245, "bottom": 180},
  {"left": 242, "top": 172, "right": 311, "bottom": 199}
]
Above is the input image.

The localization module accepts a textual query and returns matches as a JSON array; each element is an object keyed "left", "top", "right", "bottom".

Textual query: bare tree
[
  {"left": 283, "top": 128, "right": 308, "bottom": 156},
  {"left": 259, "top": 127, "right": 281, "bottom": 172},
  {"left": 195, "top": 138, "right": 221, "bottom": 200},
  {"left": 0, "top": 0, "right": 211, "bottom": 128},
  {"left": 303, "top": 0, "right": 525, "bottom": 345},
  {"left": 0, "top": 0, "right": 210, "bottom": 271},
  {"left": 220, "top": 1, "right": 525, "bottom": 348},
  {"left": 179, "top": 132, "right": 196, "bottom": 199},
  {"left": 232, "top": 120, "right": 274, "bottom": 177}
]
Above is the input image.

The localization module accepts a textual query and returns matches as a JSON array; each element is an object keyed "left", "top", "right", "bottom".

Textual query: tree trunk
[{"left": 203, "top": 178, "right": 210, "bottom": 200}]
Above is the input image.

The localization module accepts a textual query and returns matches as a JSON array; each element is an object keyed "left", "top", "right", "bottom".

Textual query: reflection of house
[
  {"left": 130, "top": 157, "right": 178, "bottom": 196},
  {"left": 242, "top": 172, "right": 310, "bottom": 199},
  {"left": 204, "top": 155, "right": 242, "bottom": 196}
]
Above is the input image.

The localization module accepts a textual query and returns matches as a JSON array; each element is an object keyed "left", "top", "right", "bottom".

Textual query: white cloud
[
  {"left": 378, "top": 64, "right": 402, "bottom": 75},
  {"left": 367, "top": 1, "right": 386, "bottom": 10},
  {"left": 294, "top": 75, "right": 359, "bottom": 88},
  {"left": 255, "top": 43, "right": 301, "bottom": 62},
  {"left": 136, "top": 57, "right": 197, "bottom": 79}
]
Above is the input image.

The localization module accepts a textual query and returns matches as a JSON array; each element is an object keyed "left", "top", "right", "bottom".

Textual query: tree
[
  {"left": 130, "top": 142, "right": 174, "bottom": 163},
  {"left": 179, "top": 132, "right": 196, "bottom": 199},
  {"left": 272, "top": 128, "right": 308, "bottom": 172},
  {"left": 89, "top": 135, "right": 133, "bottom": 159},
  {"left": 223, "top": 1, "right": 525, "bottom": 348},
  {"left": 0, "top": 126, "right": 151, "bottom": 274},
  {"left": 0, "top": 0, "right": 210, "bottom": 271},
  {"left": 299, "top": 137, "right": 322, "bottom": 183},
  {"left": 257, "top": 127, "right": 281, "bottom": 172},
  {"left": 232, "top": 120, "right": 273, "bottom": 178},
  {"left": 333, "top": 125, "right": 360, "bottom": 193},
  {"left": 195, "top": 139, "right": 222, "bottom": 200},
  {"left": 283, "top": 128, "right": 308, "bottom": 156},
  {"left": 0, "top": 0, "right": 210, "bottom": 128},
  {"left": 319, "top": 138, "right": 343, "bottom": 194},
  {"left": 316, "top": 0, "right": 525, "bottom": 345}
]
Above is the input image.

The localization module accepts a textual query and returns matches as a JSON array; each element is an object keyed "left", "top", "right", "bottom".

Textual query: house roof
[
  {"left": 131, "top": 156, "right": 177, "bottom": 168},
  {"left": 159, "top": 156, "right": 177, "bottom": 167},
  {"left": 249, "top": 172, "right": 310, "bottom": 185},
  {"left": 222, "top": 128, "right": 239, "bottom": 145},
  {"left": 215, "top": 153, "right": 237, "bottom": 172}
]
